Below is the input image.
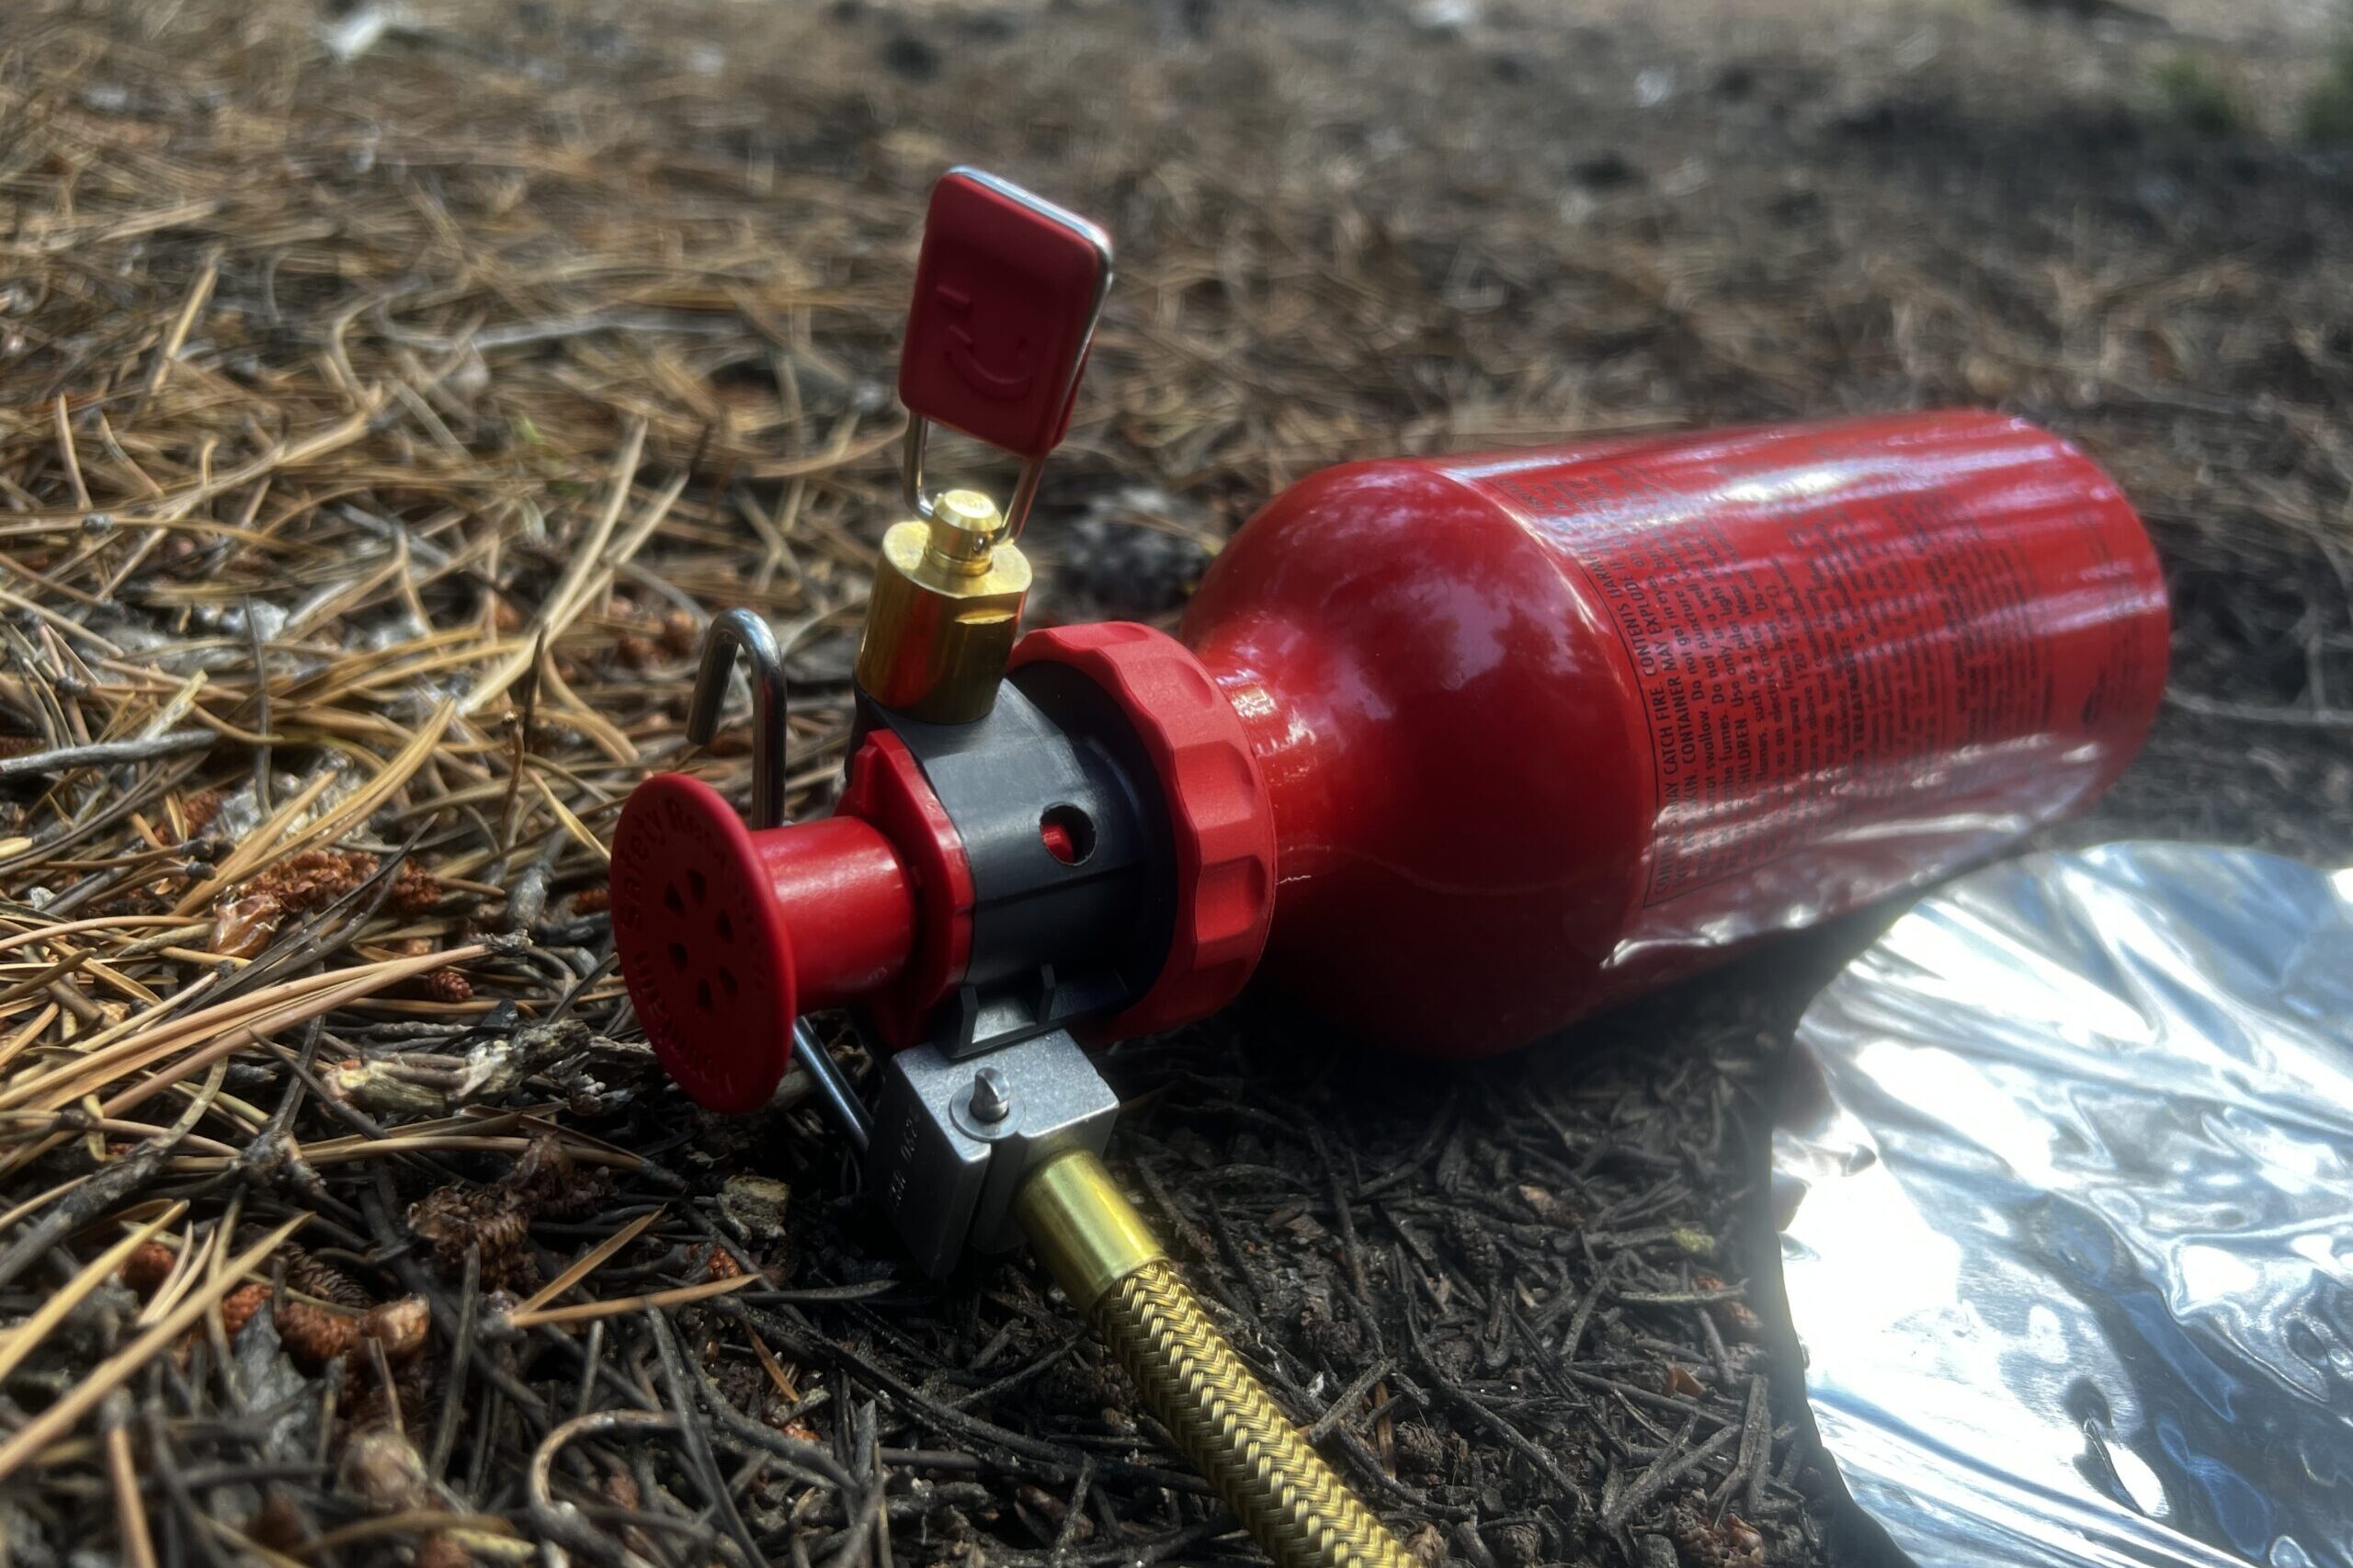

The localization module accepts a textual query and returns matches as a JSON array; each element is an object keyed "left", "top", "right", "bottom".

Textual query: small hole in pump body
[{"left": 1040, "top": 803, "right": 1095, "bottom": 866}]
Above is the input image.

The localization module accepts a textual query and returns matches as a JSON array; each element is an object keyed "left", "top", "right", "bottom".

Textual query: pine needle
[{"left": 0, "top": 1215, "right": 308, "bottom": 1483}]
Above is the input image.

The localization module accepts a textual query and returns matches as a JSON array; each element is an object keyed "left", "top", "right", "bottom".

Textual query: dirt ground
[{"left": 0, "top": 0, "right": 2347, "bottom": 1565}]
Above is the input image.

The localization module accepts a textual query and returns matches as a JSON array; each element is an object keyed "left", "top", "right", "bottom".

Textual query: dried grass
[{"left": 0, "top": 0, "right": 2344, "bottom": 1562}]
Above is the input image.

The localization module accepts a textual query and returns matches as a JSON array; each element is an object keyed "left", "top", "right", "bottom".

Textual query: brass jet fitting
[{"left": 854, "top": 488, "right": 1031, "bottom": 723}]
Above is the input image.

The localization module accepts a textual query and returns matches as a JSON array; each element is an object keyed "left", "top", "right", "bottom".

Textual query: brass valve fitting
[{"left": 854, "top": 488, "right": 1031, "bottom": 723}]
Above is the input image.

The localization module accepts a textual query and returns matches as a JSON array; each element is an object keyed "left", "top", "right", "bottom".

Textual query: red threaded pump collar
[{"left": 1010, "top": 622, "right": 1278, "bottom": 1040}]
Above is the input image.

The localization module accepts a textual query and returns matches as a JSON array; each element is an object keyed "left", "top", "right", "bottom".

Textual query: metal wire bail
[
  {"left": 901, "top": 415, "right": 1050, "bottom": 540},
  {"left": 686, "top": 608, "right": 790, "bottom": 831}
]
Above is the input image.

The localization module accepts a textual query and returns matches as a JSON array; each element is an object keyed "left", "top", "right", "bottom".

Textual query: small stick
[
  {"left": 429, "top": 1244, "right": 483, "bottom": 1483},
  {"left": 515, "top": 1206, "right": 666, "bottom": 1316},
  {"left": 460, "top": 419, "right": 646, "bottom": 716},
  {"left": 136, "top": 250, "right": 220, "bottom": 410},
  {"left": 2165, "top": 687, "right": 2353, "bottom": 729},
  {"left": 105, "top": 1414, "right": 159, "bottom": 1568},
  {"left": 504, "top": 1272, "right": 753, "bottom": 1330},
  {"left": 1601, "top": 1422, "right": 1740, "bottom": 1530},
  {"left": 0, "top": 731, "right": 214, "bottom": 782},
  {"left": 51, "top": 396, "right": 90, "bottom": 512}
]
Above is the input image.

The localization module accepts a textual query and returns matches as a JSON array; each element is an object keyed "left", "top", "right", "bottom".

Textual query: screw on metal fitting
[
  {"left": 925, "top": 489, "right": 1005, "bottom": 575},
  {"left": 968, "top": 1065, "right": 1012, "bottom": 1124}
]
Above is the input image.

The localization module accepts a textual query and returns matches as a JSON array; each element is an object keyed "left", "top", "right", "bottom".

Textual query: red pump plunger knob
[{"left": 611, "top": 773, "right": 918, "bottom": 1112}]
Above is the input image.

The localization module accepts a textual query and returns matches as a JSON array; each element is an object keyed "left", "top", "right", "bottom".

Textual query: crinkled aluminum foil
[{"left": 1774, "top": 844, "right": 2353, "bottom": 1568}]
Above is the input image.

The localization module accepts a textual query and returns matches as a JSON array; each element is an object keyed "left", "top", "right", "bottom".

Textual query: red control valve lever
[{"left": 896, "top": 167, "right": 1112, "bottom": 536}]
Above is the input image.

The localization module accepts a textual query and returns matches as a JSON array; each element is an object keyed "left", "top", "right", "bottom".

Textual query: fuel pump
[{"left": 611, "top": 170, "right": 2170, "bottom": 1568}]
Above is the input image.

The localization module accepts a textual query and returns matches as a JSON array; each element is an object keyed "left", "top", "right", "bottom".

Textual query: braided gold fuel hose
[{"left": 1015, "top": 1150, "right": 1415, "bottom": 1568}]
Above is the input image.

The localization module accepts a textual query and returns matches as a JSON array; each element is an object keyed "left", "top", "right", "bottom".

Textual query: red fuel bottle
[
  {"left": 1177, "top": 411, "right": 2169, "bottom": 1054},
  {"left": 616, "top": 410, "right": 2166, "bottom": 1095}
]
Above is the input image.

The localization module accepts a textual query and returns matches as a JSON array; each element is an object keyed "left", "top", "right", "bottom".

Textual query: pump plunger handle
[{"left": 682, "top": 609, "right": 873, "bottom": 1152}]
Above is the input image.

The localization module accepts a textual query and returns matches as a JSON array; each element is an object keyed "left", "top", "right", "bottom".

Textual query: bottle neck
[{"left": 1185, "top": 611, "right": 1352, "bottom": 890}]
